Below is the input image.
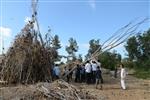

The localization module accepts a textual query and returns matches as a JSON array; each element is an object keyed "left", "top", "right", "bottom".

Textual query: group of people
[
  {"left": 52, "top": 60, "right": 127, "bottom": 90},
  {"left": 74, "top": 60, "right": 104, "bottom": 89}
]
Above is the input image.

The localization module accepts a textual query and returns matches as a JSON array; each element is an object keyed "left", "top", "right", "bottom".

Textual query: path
[{"left": 73, "top": 74, "right": 150, "bottom": 100}]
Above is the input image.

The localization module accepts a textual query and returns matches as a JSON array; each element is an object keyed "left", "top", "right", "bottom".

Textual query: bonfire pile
[
  {"left": 1, "top": 79, "right": 97, "bottom": 100},
  {"left": 0, "top": 22, "right": 57, "bottom": 84}
]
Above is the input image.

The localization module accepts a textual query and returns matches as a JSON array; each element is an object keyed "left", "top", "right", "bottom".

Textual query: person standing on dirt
[
  {"left": 96, "top": 60, "right": 103, "bottom": 84},
  {"left": 63, "top": 67, "right": 70, "bottom": 82},
  {"left": 95, "top": 66, "right": 103, "bottom": 90},
  {"left": 85, "top": 60, "right": 92, "bottom": 84},
  {"left": 114, "top": 65, "right": 118, "bottom": 78},
  {"left": 53, "top": 64, "right": 60, "bottom": 80},
  {"left": 120, "top": 64, "right": 127, "bottom": 90},
  {"left": 91, "top": 60, "right": 97, "bottom": 84},
  {"left": 75, "top": 64, "right": 81, "bottom": 83},
  {"left": 80, "top": 64, "right": 85, "bottom": 83},
  {"left": 68, "top": 67, "right": 73, "bottom": 82}
]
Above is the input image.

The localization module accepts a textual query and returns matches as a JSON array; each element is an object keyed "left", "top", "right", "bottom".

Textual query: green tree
[
  {"left": 86, "top": 39, "right": 101, "bottom": 59},
  {"left": 125, "top": 36, "right": 140, "bottom": 61},
  {"left": 44, "top": 28, "right": 61, "bottom": 62},
  {"left": 99, "top": 51, "right": 121, "bottom": 70},
  {"left": 52, "top": 35, "right": 61, "bottom": 50},
  {"left": 77, "top": 54, "right": 83, "bottom": 62},
  {"left": 66, "top": 38, "right": 78, "bottom": 61},
  {"left": 124, "top": 29, "right": 150, "bottom": 79},
  {"left": 138, "top": 30, "right": 150, "bottom": 60}
]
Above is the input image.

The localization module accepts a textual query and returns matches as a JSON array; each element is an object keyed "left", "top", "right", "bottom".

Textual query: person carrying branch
[
  {"left": 95, "top": 66, "right": 103, "bottom": 90},
  {"left": 96, "top": 60, "right": 103, "bottom": 84},
  {"left": 85, "top": 60, "right": 92, "bottom": 84},
  {"left": 63, "top": 67, "right": 70, "bottom": 82},
  {"left": 91, "top": 60, "right": 97, "bottom": 84},
  {"left": 53, "top": 64, "right": 60, "bottom": 80},
  {"left": 68, "top": 67, "right": 73, "bottom": 82},
  {"left": 75, "top": 64, "right": 81, "bottom": 83},
  {"left": 80, "top": 64, "right": 85, "bottom": 83}
]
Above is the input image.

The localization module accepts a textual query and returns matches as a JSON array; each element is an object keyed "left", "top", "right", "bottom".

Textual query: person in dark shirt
[
  {"left": 68, "top": 68, "right": 73, "bottom": 82},
  {"left": 80, "top": 64, "right": 85, "bottom": 83},
  {"left": 95, "top": 66, "right": 102, "bottom": 90},
  {"left": 62, "top": 66, "right": 70, "bottom": 82},
  {"left": 75, "top": 64, "right": 81, "bottom": 83},
  {"left": 114, "top": 66, "right": 118, "bottom": 78}
]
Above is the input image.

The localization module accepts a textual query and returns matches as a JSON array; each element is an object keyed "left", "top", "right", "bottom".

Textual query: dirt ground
[
  {"left": 0, "top": 74, "right": 149, "bottom": 100},
  {"left": 73, "top": 74, "right": 150, "bottom": 100}
]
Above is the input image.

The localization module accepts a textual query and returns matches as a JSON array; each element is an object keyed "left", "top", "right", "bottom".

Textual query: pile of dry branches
[
  {"left": 1, "top": 79, "right": 97, "bottom": 100},
  {"left": 0, "top": 22, "right": 57, "bottom": 84}
]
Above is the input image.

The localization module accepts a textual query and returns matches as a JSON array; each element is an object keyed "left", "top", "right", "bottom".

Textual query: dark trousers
[
  {"left": 100, "top": 74, "right": 103, "bottom": 83},
  {"left": 86, "top": 72, "right": 91, "bottom": 84},
  {"left": 55, "top": 75, "right": 59, "bottom": 80},
  {"left": 75, "top": 74, "right": 80, "bottom": 82},
  {"left": 81, "top": 73, "right": 85, "bottom": 82},
  {"left": 67, "top": 75, "right": 70, "bottom": 83},
  {"left": 92, "top": 71, "right": 96, "bottom": 84}
]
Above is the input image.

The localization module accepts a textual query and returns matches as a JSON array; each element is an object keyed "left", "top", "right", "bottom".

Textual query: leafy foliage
[
  {"left": 99, "top": 51, "right": 121, "bottom": 70},
  {"left": 66, "top": 38, "right": 78, "bottom": 61},
  {"left": 85, "top": 39, "right": 101, "bottom": 59},
  {"left": 125, "top": 36, "right": 140, "bottom": 60},
  {"left": 77, "top": 54, "right": 83, "bottom": 62},
  {"left": 124, "top": 29, "right": 150, "bottom": 79},
  {"left": 85, "top": 39, "right": 121, "bottom": 70},
  {"left": 125, "top": 29, "right": 150, "bottom": 68},
  {"left": 52, "top": 35, "right": 61, "bottom": 50}
]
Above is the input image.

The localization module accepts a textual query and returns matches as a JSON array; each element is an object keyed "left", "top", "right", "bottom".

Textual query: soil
[
  {"left": 0, "top": 74, "right": 149, "bottom": 100},
  {"left": 73, "top": 74, "right": 150, "bottom": 100}
]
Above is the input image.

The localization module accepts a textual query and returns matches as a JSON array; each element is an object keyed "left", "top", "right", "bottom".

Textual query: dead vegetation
[
  {"left": 0, "top": 79, "right": 97, "bottom": 100},
  {"left": 0, "top": 22, "right": 57, "bottom": 84}
]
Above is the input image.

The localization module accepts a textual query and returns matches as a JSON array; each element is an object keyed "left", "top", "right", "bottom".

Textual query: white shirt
[
  {"left": 91, "top": 63, "right": 97, "bottom": 71},
  {"left": 85, "top": 63, "right": 92, "bottom": 73},
  {"left": 121, "top": 68, "right": 126, "bottom": 79}
]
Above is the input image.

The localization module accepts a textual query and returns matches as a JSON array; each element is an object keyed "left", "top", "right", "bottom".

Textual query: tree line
[{"left": 50, "top": 28, "right": 150, "bottom": 79}]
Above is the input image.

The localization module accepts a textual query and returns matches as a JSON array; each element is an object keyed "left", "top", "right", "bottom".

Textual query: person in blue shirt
[{"left": 53, "top": 64, "right": 60, "bottom": 80}]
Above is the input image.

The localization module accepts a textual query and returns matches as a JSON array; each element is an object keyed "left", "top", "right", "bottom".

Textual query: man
[
  {"left": 120, "top": 64, "right": 127, "bottom": 90},
  {"left": 75, "top": 64, "right": 81, "bottom": 83},
  {"left": 95, "top": 66, "right": 102, "bottom": 90},
  {"left": 114, "top": 66, "right": 118, "bottom": 78},
  {"left": 85, "top": 61, "right": 92, "bottom": 84},
  {"left": 80, "top": 64, "right": 85, "bottom": 83},
  {"left": 68, "top": 67, "right": 73, "bottom": 82},
  {"left": 53, "top": 64, "right": 60, "bottom": 80},
  {"left": 96, "top": 60, "right": 103, "bottom": 83},
  {"left": 91, "top": 60, "right": 97, "bottom": 84}
]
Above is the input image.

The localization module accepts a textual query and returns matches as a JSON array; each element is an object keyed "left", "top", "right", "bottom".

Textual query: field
[
  {"left": 73, "top": 74, "right": 150, "bottom": 100},
  {"left": 0, "top": 73, "right": 149, "bottom": 100}
]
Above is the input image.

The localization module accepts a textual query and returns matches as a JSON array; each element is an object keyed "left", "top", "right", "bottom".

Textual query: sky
[{"left": 0, "top": 0, "right": 150, "bottom": 60}]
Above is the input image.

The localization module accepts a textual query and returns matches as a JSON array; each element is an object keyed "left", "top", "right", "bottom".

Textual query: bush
[{"left": 134, "top": 68, "right": 150, "bottom": 79}]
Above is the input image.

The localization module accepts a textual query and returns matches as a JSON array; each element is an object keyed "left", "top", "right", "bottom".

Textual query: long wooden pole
[{"left": 62, "top": 18, "right": 149, "bottom": 78}]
